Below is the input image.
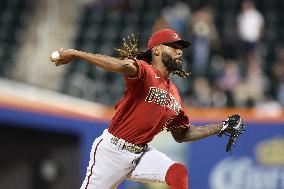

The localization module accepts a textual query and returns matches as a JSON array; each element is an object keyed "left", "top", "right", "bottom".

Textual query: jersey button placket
[{"left": 165, "top": 82, "right": 172, "bottom": 112}]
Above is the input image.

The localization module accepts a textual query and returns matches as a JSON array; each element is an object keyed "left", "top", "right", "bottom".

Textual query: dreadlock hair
[
  {"left": 115, "top": 33, "right": 153, "bottom": 64},
  {"left": 137, "top": 51, "right": 152, "bottom": 64},
  {"left": 115, "top": 34, "right": 139, "bottom": 59},
  {"left": 172, "top": 70, "right": 191, "bottom": 78}
]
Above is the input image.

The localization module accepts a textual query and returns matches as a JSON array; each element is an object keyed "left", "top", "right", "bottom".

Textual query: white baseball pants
[{"left": 80, "top": 129, "right": 176, "bottom": 189}]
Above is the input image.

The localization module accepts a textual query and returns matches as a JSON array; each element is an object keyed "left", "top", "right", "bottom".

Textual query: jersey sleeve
[
  {"left": 166, "top": 110, "right": 190, "bottom": 131},
  {"left": 124, "top": 58, "right": 147, "bottom": 82},
  {"left": 166, "top": 89, "right": 190, "bottom": 131}
]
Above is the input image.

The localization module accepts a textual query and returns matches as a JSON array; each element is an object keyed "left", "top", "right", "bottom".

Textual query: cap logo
[{"left": 173, "top": 33, "right": 180, "bottom": 39}]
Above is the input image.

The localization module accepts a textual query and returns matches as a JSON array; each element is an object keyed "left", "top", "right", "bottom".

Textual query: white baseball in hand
[{"left": 51, "top": 51, "right": 60, "bottom": 59}]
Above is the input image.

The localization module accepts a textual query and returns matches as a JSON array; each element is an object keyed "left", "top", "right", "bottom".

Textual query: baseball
[{"left": 51, "top": 51, "right": 60, "bottom": 59}]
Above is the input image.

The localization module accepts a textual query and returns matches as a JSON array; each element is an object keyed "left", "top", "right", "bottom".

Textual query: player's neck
[{"left": 152, "top": 62, "right": 169, "bottom": 78}]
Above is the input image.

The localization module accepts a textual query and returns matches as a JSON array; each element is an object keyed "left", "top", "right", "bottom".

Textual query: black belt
[{"left": 110, "top": 137, "right": 148, "bottom": 154}]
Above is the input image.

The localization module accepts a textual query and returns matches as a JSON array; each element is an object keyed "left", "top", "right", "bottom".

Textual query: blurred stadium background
[{"left": 0, "top": 0, "right": 284, "bottom": 188}]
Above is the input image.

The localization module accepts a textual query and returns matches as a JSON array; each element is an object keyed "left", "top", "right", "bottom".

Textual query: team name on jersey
[{"left": 145, "top": 87, "right": 182, "bottom": 113}]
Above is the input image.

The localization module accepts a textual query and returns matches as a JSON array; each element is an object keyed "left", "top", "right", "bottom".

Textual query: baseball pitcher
[{"left": 50, "top": 29, "right": 244, "bottom": 189}]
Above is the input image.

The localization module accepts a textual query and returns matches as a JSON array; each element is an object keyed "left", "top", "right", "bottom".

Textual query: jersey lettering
[{"left": 145, "top": 87, "right": 182, "bottom": 113}]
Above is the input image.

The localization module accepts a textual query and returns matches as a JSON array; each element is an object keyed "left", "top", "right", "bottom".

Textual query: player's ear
[{"left": 152, "top": 46, "right": 161, "bottom": 56}]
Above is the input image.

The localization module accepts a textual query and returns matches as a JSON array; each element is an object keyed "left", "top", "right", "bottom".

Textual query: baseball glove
[{"left": 218, "top": 114, "right": 245, "bottom": 154}]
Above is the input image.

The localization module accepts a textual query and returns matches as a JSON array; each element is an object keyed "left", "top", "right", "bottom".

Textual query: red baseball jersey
[{"left": 108, "top": 59, "right": 190, "bottom": 144}]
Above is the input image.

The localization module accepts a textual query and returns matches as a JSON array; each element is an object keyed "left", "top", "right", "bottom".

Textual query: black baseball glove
[{"left": 218, "top": 114, "right": 245, "bottom": 154}]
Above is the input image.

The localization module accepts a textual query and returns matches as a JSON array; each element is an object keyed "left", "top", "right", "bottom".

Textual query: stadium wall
[{"left": 0, "top": 79, "right": 283, "bottom": 188}]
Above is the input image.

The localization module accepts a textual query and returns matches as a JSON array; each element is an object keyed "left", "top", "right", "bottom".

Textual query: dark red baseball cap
[
  {"left": 137, "top": 29, "right": 190, "bottom": 62},
  {"left": 147, "top": 29, "right": 190, "bottom": 50}
]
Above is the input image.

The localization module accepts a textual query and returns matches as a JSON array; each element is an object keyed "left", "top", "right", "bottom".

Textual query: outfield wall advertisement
[
  {"left": 1, "top": 107, "right": 284, "bottom": 189},
  {"left": 189, "top": 123, "right": 284, "bottom": 189}
]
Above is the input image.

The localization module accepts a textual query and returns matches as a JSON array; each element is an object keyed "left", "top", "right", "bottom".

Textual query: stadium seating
[
  {"left": 0, "top": 0, "right": 34, "bottom": 77},
  {"left": 59, "top": 0, "right": 283, "bottom": 106}
]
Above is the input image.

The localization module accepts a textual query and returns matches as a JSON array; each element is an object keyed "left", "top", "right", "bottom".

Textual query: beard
[
  {"left": 162, "top": 53, "right": 183, "bottom": 73},
  {"left": 161, "top": 52, "right": 190, "bottom": 78}
]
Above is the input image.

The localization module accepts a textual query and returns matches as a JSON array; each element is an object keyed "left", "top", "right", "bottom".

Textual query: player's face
[{"left": 161, "top": 43, "right": 184, "bottom": 73}]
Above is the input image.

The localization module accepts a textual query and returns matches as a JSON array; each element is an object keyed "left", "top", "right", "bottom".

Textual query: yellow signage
[{"left": 255, "top": 137, "right": 284, "bottom": 166}]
